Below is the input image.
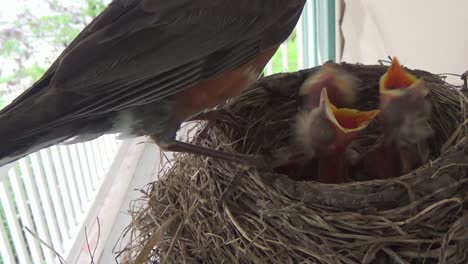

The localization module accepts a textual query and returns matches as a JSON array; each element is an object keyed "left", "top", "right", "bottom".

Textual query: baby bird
[
  {"left": 294, "top": 89, "right": 379, "bottom": 183},
  {"left": 299, "top": 62, "right": 360, "bottom": 109},
  {"left": 365, "top": 58, "right": 432, "bottom": 179},
  {"left": 274, "top": 62, "right": 361, "bottom": 181}
]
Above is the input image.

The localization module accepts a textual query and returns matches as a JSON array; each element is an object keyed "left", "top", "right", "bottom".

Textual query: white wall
[{"left": 341, "top": 0, "right": 468, "bottom": 84}]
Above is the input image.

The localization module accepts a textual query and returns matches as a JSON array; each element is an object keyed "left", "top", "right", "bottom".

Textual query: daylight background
[{"left": 0, "top": 0, "right": 110, "bottom": 109}]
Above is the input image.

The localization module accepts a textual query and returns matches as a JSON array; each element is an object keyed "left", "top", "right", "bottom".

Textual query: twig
[
  {"left": 92, "top": 218, "right": 101, "bottom": 263},
  {"left": 24, "top": 226, "right": 66, "bottom": 264},
  {"left": 85, "top": 225, "right": 95, "bottom": 264}
]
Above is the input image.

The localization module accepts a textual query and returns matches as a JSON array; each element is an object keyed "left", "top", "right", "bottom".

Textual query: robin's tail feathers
[{"left": 0, "top": 134, "right": 70, "bottom": 167}]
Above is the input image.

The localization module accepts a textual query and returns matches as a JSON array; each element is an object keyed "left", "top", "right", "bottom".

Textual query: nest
[{"left": 118, "top": 63, "right": 468, "bottom": 264}]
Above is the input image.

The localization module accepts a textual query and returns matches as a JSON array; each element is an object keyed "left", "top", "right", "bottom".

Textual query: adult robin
[{"left": 0, "top": 0, "right": 306, "bottom": 167}]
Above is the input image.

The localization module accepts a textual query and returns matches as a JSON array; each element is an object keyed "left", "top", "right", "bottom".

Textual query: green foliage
[
  {"left": 84, "top": 0, "right": 107, "bottom": 17},
  {"left": 269, "top": 32, "right": 299, "bottom": 74},
  {"left": 2, "top": 39, "right": 21, "bottom": 56},
  {"left": 25, "top": 63, "right": 47, "bottom": 81},
  {"left": 0, "top": 0, "right": 108, "bottom": 110},
  {"left": 0, "top": 74, "right": 14, "bottom": 85},
  {"left": 35, "top": 14, "right": 82, "bottom": 45}
]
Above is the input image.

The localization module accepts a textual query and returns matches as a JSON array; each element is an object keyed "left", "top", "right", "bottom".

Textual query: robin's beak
[
  {"left": 315, "top": 89, "right": 379, "bottom": 183},
  {"left": 379, "top": 57, "right": 429, "bottom": 108},
  {"left": 300, "top": 62, "right": 359, "bottom": 110}
]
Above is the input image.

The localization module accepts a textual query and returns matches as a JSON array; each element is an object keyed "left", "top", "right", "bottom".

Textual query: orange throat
[{"left": 381, "top": 58, "right": 418, "bottom": 92}]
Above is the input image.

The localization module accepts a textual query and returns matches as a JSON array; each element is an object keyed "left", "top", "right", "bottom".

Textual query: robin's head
[
  {"left": 299, "top": 62, "right": 360, "bottom": 110},
  {"left": 379, "top": 57, "right": 429, "bottom": 109}
]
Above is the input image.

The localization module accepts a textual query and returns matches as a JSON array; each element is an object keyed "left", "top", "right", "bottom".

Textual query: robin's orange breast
[{"left": 175, "top": 46, "right": 279, "bottom": 120}]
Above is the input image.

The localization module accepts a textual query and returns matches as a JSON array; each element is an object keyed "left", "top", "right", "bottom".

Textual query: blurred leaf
[
  {"left": 36, "top": 14, "right": 82, "bottom": 44},
  {"left": 85, "top": 0, "right": 107, "bottom": 17},
  {"left": 1, "top": 39, "right": 21, "bottom": 56},
  {"left": 0, "top": 74, "right": 15, "bottom": 84},
  {"left": 25, "top": 63, "right": 46, "bottom": 81}
]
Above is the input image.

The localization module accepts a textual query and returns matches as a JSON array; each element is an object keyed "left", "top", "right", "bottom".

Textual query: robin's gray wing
[{"left": 7, "top": 0, "right": 306, "bottom": 138}]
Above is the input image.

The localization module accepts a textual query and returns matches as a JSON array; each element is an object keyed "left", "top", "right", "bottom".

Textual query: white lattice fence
[{"left": 0, "top": 135, "right": 121, "bottom": 264}]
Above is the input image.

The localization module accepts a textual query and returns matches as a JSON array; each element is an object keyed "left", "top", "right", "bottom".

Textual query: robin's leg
[{"left": 164, "top": 140, "right": 267, "bottom": 168}]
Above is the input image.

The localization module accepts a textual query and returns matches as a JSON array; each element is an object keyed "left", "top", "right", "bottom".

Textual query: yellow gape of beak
[
  {"left": 319, "top": 89, "right": 380, "bottom": 134},
  {"left": 379, "top": 57, "right": 429, "bottom": 107}
]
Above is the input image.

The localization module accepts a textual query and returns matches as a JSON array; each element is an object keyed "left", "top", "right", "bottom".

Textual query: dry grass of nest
[{"left": 118, "top": 63, "right": 468, "bottom": 264}]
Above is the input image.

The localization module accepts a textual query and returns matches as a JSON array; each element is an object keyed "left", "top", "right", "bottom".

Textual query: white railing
[{"left": 0, "top": 135, "right": 122, "bottom": 264}]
